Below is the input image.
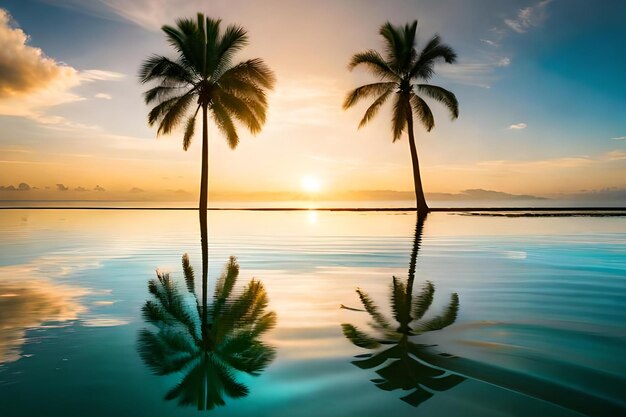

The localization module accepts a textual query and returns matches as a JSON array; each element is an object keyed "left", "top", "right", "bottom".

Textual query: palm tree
[
  {"left": 341, "top": 214, "right": 464, "bottom": 407},
  {"left": 343, "top": 21, "right": 459, "bottom": 214},
  {"left": 139, "top": 13, "right": 275, "bottom": 213},
  {"left": 138, "top": 254, "right": 277, "bottom": 410}
]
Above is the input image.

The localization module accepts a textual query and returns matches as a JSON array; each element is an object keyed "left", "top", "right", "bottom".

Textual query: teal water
[{"left": 0, "top": 210, "right": 624, "bottom": 416}]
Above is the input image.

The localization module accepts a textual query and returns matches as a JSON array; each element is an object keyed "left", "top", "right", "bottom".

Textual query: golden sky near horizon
[{"left": 0, "top": 0, "right": 625, "bottom": 202}]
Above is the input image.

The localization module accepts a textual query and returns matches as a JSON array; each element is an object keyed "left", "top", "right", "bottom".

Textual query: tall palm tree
[
  {"left": 344, "top": 21, "right": 459, "bottom": 214},
  {"left": 139, "top": 13, "right": 275, "bottom": 213},
  {"left": 138, "top": 253, "right": 277, "bottom": 410},
  {"left": 341, "top": 214, "right": 464, "bottom": 407}
]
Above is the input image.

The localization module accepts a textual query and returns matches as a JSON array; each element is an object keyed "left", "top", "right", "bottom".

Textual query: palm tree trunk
[
  {"left": 199, "top": 104, "right": 209, "bottom": 213},
  {"left": 405, "top": 106, "right": 429, "bottom": 214}
]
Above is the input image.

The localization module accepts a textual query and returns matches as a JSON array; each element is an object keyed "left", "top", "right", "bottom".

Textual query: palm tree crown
[
  {"left": 344, "top": 21, "right": 459, "bottom": 213},
  {"left": 139, "top": 14, "right": 275, "bottom": 149}
]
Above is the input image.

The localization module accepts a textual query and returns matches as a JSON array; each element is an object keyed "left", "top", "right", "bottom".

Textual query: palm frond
[
  {"left": 157, "top": 93, "right": 195, "bottom": 136},
  {"left": 411, "top": 35, "right": 457, "bottom": 80},
  {"left": 356, "top": 288, "right": 391, "bottom": 330},
  {"left": 162, "top": 17, "right": 205, "bottom": 75},
  {"left": 390, "top": 276, "right": 410, "bottom": 324},
  {"left": 211, "top": 101, "right": 239, "bottom": 149},
  {"left": 343, "top": 82, "right": 396, "bottom": 110},
  {"left": 348, "top": 50, "right": 398, "bottom": 81},
  {"left": 391, "top": 94, "right": 409, "bottom": 141},
  {"left": 219, "top": 76, "right": 268, "bottom": 108},
  {"left": 358, "top": 89, "right": 393, "bottom": 128},
  {"left": 182, "top": 253, "right": 196, "bottom": 294},
  {"left": 220, "top": 335, "right": 276, "bottom": 375},
  {"left": 203, "top": 16, "right": 222, "bottom": 77},
  {"left": 410, "top": 94, "right": 435, "bottom": 132},
  {"left": 219, "top": 58, "right": 276, "bottom": 90},
  {"left": 143, "top": 83, "right": 190, "bottom": 105},
  {"left": 415, "top": 293, "right": 459, "bottom": 332},
  {"left": 212, "top": 24, "right": 248, "bottom": 78},
  {"left": 182, "top": 105, "right": 200, "bottom": 151},
  {"left": 137, "top": 328, "right": 197, "bottom": 375},
  {"left": 416, "top": 84, "right": 458, "bottom": 119},
  {"left": 411, "top": 281, "right": 434, "bottom": 321},
  {"left": 215, "top": 91, "right": 263, "bottom": 134},
  {"left": 139, "top": 55, "right": 195, "bottom": 85},
  {"left": 341, "top": 323, "right": 381, "bottom": 349},
  {"left": 214, "top": 256, "right": 239, "bottom": 303},
  {"left": 379, "top": 22, "right": 405, "bottom": 71}
]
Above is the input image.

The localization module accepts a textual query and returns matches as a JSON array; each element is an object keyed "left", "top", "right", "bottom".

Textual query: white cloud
[
  {"left": 611, "top": 136, "right": 626, "bottom": 141},
  {"left": 508, "top": 123, "right": 527, "bottom": 130},
  {"left": 496, "top": 57, "right": 511, "bottom": 67},
  {"left": 95, "top": 93, "right": 112, "bottom": 100},
  {"left": 480, "top": 39, "right": 499, "bottom": 47},
  {"left": 0, "top": 8, "right": 123, "bottom": 127},
  {"left": 504, "top": 0, "right": 553, "bottom": 34}
]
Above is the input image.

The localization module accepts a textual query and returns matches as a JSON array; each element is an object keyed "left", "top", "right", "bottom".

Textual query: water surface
[{"left": 0, "top": 210, "right": 624, "bottom": 416}]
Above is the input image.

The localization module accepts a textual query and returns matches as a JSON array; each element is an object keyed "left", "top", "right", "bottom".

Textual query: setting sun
[{"left": 301, "top": 176, "right": 321, "bottom": 193}]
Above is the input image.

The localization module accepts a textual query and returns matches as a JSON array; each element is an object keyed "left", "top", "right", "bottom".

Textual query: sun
[{"left": 301, "top": 176, "right": 321, "bottom": 193}]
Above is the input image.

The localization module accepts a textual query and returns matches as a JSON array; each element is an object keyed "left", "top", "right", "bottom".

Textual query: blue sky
[{"left": 0, "top": 0, "right": 624, "bottom": 201}]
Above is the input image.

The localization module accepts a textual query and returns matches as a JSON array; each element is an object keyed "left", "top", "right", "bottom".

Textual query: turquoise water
[{"left": 0, "top": 210, "right": 624, "bottom": 416}]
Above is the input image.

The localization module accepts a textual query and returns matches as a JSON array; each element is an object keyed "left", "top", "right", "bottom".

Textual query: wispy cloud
[
  {"left": 95, "top": 93, "right": 112, "bottom": 100},
  {"left": 611, "top": 136, "right": 626, "bottom": 141},
  {"left": 504, "top": 0, "right": 553, "bottom": 34},
  {"left": 508, "top": 123, "right": 527, "bottom": 130},
  {"left": 437, "top": 59, "right": 510, "bottom": 89},
  {"left": 480, "top": 39, "right": 499, "bottom": 47},
  {"left": 605, "top": 150, "right": 626, "bottom": 161}
]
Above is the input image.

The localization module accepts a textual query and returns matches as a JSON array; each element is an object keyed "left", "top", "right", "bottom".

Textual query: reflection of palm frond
[{"left": 138, "top": 255, "right": 276, "bottom": 410}]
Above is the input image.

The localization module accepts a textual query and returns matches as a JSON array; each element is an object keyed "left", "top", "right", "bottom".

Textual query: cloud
[
  {"left": 605, "top": 150, "right": 626, "bottom": 161},
  {"left": 0, "top": 9, "right": 123, "bottom": 127},
  {"left": 480, "top": 39, "right": 499, "bottom": 47},
  {"left": 0, "top": 273, "right": 88, "bottom": 363},
  {"left": 504, "top": 0, "right": 553, "bottom": 34},
  {"left": 611, "top": 136, "right": 626, "bottom": 141},
  {"left": 0, "top": 182, "right": 30, "bottom": 191},
  {"left": 508, "top": 123, "right": 527, "bottom": 130},
  {"left": 94, "top": 93, "right": 112, "bottom": 100},
  {"left": 437, "top": 54, "right": 509, "bottom": 88},
  {"left": 129, "top": 187, "right": 145, "bottom": 193},
  {"left": 56, "top": 183, "right": 69, "bottom": 191},
  {"left": 74, "top": 186, "right": 88, "bottom": 192},
  {"left": 496, "top": 57, "right": 511, "bottom": 67},
  {"left": 94, "top": 185, "right": 106, "bottom": 191}
]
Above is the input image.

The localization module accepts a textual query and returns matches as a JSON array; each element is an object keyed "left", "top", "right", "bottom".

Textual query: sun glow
[{"left": 301, "top": 176, "right": 321, "bottom": 193}]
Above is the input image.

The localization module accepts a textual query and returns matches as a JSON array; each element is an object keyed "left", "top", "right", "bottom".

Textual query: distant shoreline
[{"left": 1, "top": 206, "right": 625, "bottom": 216}]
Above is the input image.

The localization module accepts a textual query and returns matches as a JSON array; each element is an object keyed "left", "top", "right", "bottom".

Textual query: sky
[{"left": 0, "top": 0, "right": 625, "bottom": 203}]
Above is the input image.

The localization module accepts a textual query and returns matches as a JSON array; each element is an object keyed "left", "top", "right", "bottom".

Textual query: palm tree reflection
[
  {"left": 341, "top": 214, "right": 464, "bottom": 407},
  {"left": 138, "top": 216, "right": 276, "bottom": 410}
]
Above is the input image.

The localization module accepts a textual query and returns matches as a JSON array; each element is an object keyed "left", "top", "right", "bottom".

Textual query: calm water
[{"left": 0, "top": 210, "right": 625, "bottom": 416}]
